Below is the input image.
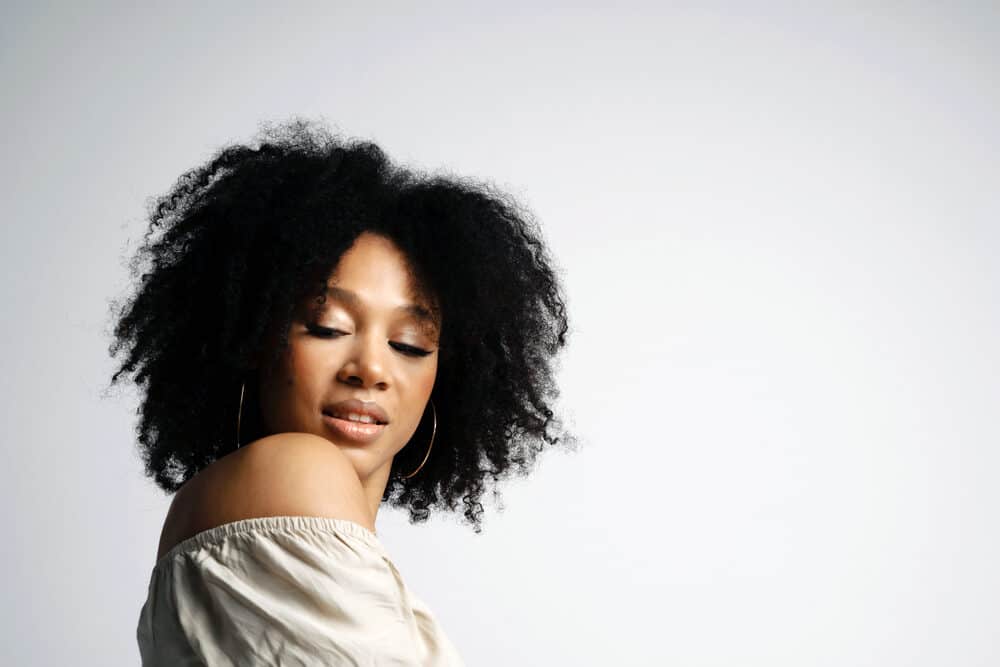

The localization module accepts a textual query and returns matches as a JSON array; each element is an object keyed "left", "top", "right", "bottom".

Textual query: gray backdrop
[{"left": 2, "top": 2, "right": 998, "bottom": 665}]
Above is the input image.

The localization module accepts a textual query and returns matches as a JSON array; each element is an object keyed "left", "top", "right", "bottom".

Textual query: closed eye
[
  {"left": 389, "top": 342, "right": 433, "bottom": 358},
  {"left": 307, "top": 325, "right": 433, "bottom": 358},
  {"left": 306, "top": 324, "right": 345, "bottom": 339}
]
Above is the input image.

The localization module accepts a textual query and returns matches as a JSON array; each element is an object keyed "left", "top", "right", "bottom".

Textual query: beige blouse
[{"left": 137, "top": 515, "right": 465, "bottom": 666}]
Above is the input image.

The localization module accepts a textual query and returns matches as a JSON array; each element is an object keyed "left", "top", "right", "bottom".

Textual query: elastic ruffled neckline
[{"left": 152, "top": 515, "right": 384, "bottom": 571}]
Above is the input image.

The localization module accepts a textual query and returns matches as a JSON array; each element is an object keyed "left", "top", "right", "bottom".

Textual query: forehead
[
  {"left": 311, "top": 233, "right": 441, "bottom": 327},
  {"left": 321, "top": 284, "right": 439, "bottom": 330}
]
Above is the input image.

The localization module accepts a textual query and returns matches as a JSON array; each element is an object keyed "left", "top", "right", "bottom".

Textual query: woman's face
[{"left": 256, "top": 232, "right": 440, "bottom": 484}]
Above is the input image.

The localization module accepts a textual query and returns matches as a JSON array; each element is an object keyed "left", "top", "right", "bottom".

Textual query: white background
[{"left": 2, "top": 2, "right": 998, "bottom": 665}]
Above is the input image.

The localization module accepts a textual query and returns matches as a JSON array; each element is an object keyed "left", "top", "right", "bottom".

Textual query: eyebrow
[{"left": 324, "top": 285, "right": 439, "bottom": 330}]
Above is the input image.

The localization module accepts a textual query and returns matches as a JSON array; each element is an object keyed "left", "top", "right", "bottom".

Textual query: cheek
[
  {"left": 287, "top": 339, "right": 334, "bottom": 381},
  {"left": 417, "top": 359, "right": 438, "bottom": 397},
  {"left": 399, "top": 363, "right": 438, "bottom": 429},
  {"left": 261, "top": 344, "right": 322, "bottom": 412}
]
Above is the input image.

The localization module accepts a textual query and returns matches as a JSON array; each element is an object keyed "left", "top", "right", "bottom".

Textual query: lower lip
[{"left": 322, "top": 414, "right": 387, "bottom": 444}]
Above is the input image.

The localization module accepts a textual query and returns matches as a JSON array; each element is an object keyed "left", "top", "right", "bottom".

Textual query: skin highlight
[{"left": 255, "top": 232, "right": 441, "bottom": 524}]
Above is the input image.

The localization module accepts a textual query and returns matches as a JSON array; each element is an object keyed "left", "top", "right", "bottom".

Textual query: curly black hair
[{"left": 105, "top": 118, "right": 577, "bottom": 533}]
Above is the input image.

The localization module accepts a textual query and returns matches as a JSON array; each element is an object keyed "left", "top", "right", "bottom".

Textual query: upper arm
[{"left": 209, "top": 432, "right": 375, "bottom": 533}]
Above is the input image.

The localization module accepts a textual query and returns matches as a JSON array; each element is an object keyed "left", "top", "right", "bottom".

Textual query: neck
[{"left": 357, "top": 459, "right": 392, "bottom": 534}]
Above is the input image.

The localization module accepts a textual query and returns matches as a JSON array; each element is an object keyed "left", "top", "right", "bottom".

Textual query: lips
[
  {"left": 322, "top": 398, "right": 389, "bottom": 425},
  {"left": 321, "top": 413, "right": 386, "bottom": 444}
]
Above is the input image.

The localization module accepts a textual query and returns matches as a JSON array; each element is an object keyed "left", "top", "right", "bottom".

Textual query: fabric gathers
[{"left": 136, "top": 515, "right": 465, "bottom": 666}]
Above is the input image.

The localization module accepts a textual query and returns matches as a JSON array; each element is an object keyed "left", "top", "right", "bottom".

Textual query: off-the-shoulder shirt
[{"left": 136, "top": 515, "right": 465, "bottom": 666}]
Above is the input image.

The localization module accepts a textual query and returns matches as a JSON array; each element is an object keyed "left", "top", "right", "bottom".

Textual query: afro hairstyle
[{"left": 106, "top": 118, "right": 577, "bottom": 533}]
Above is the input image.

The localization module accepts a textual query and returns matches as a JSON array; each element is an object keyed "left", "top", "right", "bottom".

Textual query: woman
[{"left": 108, "top": 118, "right": 575, "bottom": 665}]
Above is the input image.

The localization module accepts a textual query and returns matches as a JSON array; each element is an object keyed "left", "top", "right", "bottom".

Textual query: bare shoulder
[
  {"left": 236, "top": 433, "right": 372, "bottom": 525},
  {"left": 155, "top": 433, "right": 373, "bottom": 561}
]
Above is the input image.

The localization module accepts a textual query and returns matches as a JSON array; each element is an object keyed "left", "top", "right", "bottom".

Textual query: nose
[{"left": 336, "top": 331, "right": 390, "bottom": 390}]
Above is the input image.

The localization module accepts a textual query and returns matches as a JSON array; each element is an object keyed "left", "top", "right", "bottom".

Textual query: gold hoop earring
[
  {"left": 236, "top": 381, "right": 246, "bottom": 449},
  {"left": 401, "top": 399, "right": 436, "bottom": 479}
]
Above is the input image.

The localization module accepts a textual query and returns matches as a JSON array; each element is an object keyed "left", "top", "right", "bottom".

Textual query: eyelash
[{"left": 306, "top": 325, "right": 433, "bottom": 358}]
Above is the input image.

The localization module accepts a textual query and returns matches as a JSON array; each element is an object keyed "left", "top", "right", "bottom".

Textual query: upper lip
[{"left": 323, "top": 399, "right": 389, "bottom": 425}]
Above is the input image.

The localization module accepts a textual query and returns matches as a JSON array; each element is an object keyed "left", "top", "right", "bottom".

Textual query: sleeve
[{"left": 167, "top": 522, "right": 421, "bottom": 667}]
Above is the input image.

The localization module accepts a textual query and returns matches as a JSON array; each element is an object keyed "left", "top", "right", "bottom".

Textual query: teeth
[{"left": 338, "top": 413, "right": 376, "bottom": 424}]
